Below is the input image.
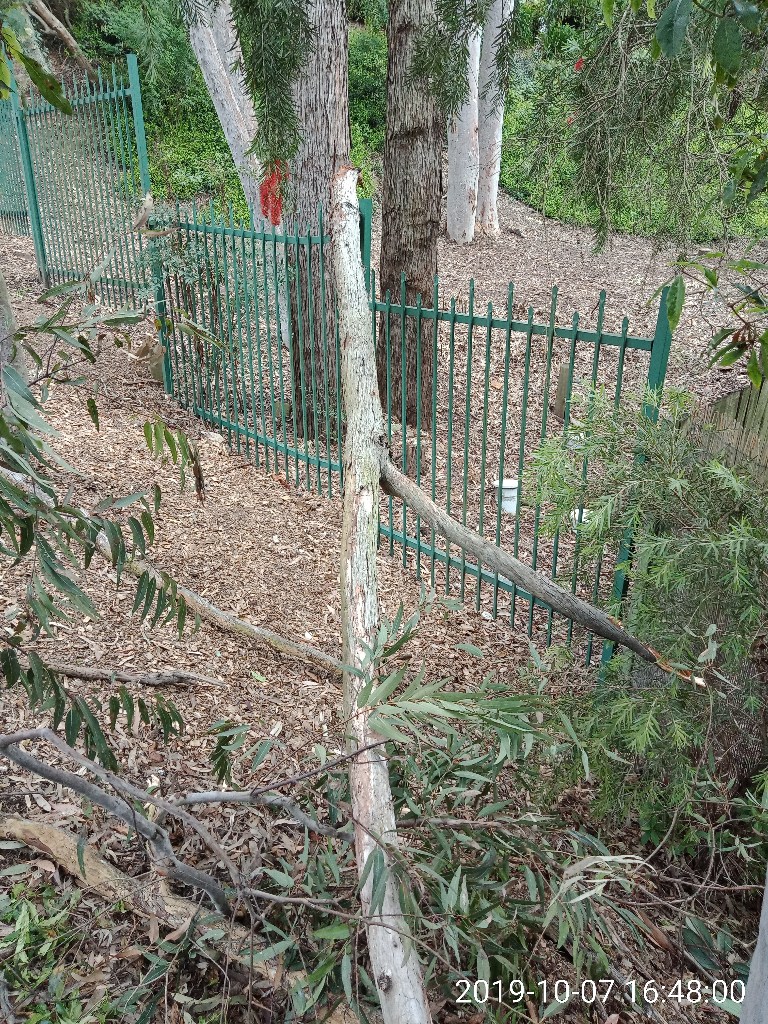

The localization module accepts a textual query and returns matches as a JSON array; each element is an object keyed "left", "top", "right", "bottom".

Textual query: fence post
[
  {"left": 358, "top": 197, "right": 372, "bottom": 293},
  {"left": 126, "top": 54, "right": 171, "bottom": 393},
  {"left": 601, "top": 289, "right": 672, "bottom": 668},
  {"left": 10, "top": 83, "right": 48, "bottom": 286}
]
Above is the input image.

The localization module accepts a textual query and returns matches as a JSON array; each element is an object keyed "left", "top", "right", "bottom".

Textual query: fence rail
[{"left": 0, "top": 55, "right": 672, "bottom": 662}]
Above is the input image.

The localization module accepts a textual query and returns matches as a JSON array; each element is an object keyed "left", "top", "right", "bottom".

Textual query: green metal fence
[
  {"left": 0, "top": 99, "right": 29, "bottom": 238},
  {"left": 0, "top": 56, "right": 672, "bottom": 661}
]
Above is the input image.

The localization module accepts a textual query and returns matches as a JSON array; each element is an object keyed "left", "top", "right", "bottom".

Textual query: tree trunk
[
  {"left": 378, "top": 0, "right": 442, "bottom": 431},
  {"left": 188, "top": 2, "right": 292, "bottom": 351},
  {"left": 741, "top": 862, "right": 768, "bottom": 1023},
  {"left": 446, "top": 30, "right": 481, "bottom": 244},
  {"left": 27, "top": 0, "right": 98, "bottom": 83},
  {"left": 476, "top": 0, "right": 511, "bottom": 236},
  {"left": 331, "top": 165, "right": 433, "bottom": 1024},
  {"left": 187, "top": 1, "right": 263, "bottom": 221},
  {"left": 0, "top": 267, "right": 21, "bottom": 389},
  {"left": 289, "top": 0, "right": 350, "bottom": 441}
]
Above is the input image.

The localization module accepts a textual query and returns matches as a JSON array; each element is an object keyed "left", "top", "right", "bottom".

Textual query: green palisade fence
[{"left": 0, "top": 57, "right": 672, "bottom": 662}]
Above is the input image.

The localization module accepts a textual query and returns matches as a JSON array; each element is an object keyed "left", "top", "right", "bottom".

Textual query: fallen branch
[
  {"left": 19, "top": 657, "right": 220, "bottom": 688},
  {"left": 0, "top": 813, "right": 281, "bottom": 985},
  {"left": 26, "top": 0, "right": 98, "bottom": 82},
  {"left": 0, "top": 465, "right": 342, "bottom": 678},
  {"left": 0, "top": 729, "right": 233, "bottom": 915},
  {"left": 380, "top": 460, "right": 658, "bottom": 663},
  {"left": 173, "top": 789, "right": 353, "bottom": 840}
]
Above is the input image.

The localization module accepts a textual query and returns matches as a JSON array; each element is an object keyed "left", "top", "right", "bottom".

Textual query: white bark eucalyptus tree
[
  {"left": 187, "top": 0, "right": 266, "bottom": 222},
  {"left": 446, "top": 28, "right": 481, "bottom": 243},
  {"left": 476, "top": 0, "right": 512, "bottom": 235}
]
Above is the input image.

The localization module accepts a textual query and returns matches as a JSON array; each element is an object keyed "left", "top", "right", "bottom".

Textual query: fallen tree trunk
[{"left": 331, "top": 166, "right": 433, "bottom": 1024}]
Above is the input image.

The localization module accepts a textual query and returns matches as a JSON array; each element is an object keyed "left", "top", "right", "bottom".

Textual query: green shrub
[
  {"left": 348, "top": 27, "right": 387, "bottom": 153},
  {"left": 71, "top": 0, "right": 243, "bottom": 208},
  {"left": 347, "top": 0, "right": 387, "bottom": 30}
]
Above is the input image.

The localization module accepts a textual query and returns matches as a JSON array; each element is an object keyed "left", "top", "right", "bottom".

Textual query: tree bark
[
  {"left": 378, "top": 0, "right": 442, "bottom": 431},
  {"left": 331, "top": 166, "right": 433, "bottom": 1024},
  {"left": 446, "top": 30, "right": 481, "bottom": 244},
  {"left": 26, "top": 1, "right": 98, "bottom": 83},
  {"left": 475, "top": 0, "right": 511, "bottom": 236},
  {"left": 741, "top": 862, "right": 768, "bottom": 1024},
  {"left": 289, "top": 0, "right": 350, "bottom": 440},
  {"left": 380, "top": 459, "right": 658, "bottom": 661},
  {"left": 0, "top": 267, "right": 21, "bottom": 388},
  {"left": 187, "top": 0, "right": 264, "bottom": 222}
]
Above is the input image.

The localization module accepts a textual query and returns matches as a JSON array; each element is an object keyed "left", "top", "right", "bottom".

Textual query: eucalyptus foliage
[{"left": 0, "top": 280, "right": 187, "bottom": 764}]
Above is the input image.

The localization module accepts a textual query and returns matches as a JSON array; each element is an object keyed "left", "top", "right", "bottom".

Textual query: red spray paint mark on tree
[{"left": 260, "top": 164, "right": 289, "bottom": 226}]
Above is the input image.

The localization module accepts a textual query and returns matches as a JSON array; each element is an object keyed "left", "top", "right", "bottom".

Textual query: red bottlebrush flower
[
  {"left": 574, "top": 57, "right": 584, "bottom": 72},
  {"left": 566, "top": 113, "right": 576, "bottom": 125},
  {"left": 260, "top": 164, "right": 289, "bottom": 226}
]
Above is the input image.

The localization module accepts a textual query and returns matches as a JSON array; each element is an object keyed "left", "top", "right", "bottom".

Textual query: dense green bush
[
  {"left": 347, "top": 0, "right": 387, "bottom": 30},
  {"left": 499, "top": 2, "right": 768, "bottom": 240},
  {"left": 348, "top": 27, "right": 387, "bottom": 153},
  {"left": 71, "top": 0, "right": 243, "bottom": 210}
]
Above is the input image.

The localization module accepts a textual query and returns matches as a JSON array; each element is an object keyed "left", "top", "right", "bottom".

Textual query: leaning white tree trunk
[
  {"left": 446, "top": 29, "right": 482, "bottom": 244},
  {"left": 188, "top": 1, "right": 291, "bottom": 346},
  {"left": 476, "top": 0, "right": 512, "bottom": 236},
  {"left": 331, "top": 166, "right": 433, "bottom": 1024},
  {"left": 741, "top": 862, "right": 768, "bottom": 1023},
  {"left": 188, "top": 1, "right": 265, "bottom": 224}
]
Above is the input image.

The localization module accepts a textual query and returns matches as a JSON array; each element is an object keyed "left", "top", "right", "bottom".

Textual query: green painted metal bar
[
  {"left": 459, "top": 281, "right": 475, "bottom": 603},
  {"left": 304, "top": 223, "right": 322, "bottom": 494},
  {"left": 400, "top": 273, "right": 408, "bottom": 568},
  {"left": 369, "top": 299, "right": 653, "bottom": 351},
  {"left": 414, "top": 292, "right": 423, "bottom": 578},
  {"left": 112, "top": 66, "right": 145, "bottom": 297},
  {"left": 10, "top": 81, "right": 48, "bottom": 284},
  {"left": 24, "top": 102, "right": 62, "bottom": 281},
  {"left": 492, "top": 284, "right": 514, "bottom": 618},
  {"left": 601, "top": 291, "right": 673, "bottom": 667},
  {"left": 510, "top": 309, "right": 534, "bottom": 627},
  {"left": 444, "top": 297, "right": 457, "bottom": 594},
  {"left": 527, "top": 287, "right": 558, "bottom": 636},
  {"left": 475, "top": 301, "right": 493, "bottom": 611},
  {"left": 358, "top": 197, "right": 372, "bottom": 292},
  {"left": 258, "top": 229, "right": 279, "bottom": 472},
  {"left": 127, "top": 53, "right": 169, "bottom": 390},
  {"left": 316, "top": 206, "right": 334, "bottom": 497},
  {"left": 193, "top": 409, "right": 341, "bottom": 472},
  {"left": 429, "top": 275, "right": 440, "bottom": 590},
  {"left": 23, "top": 85, "right": 131, "bottom": 117}
]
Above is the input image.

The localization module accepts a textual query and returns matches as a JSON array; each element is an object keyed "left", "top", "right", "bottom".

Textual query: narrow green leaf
[{"left": 665, "top": 275, "right": 685, "bottom": 332}]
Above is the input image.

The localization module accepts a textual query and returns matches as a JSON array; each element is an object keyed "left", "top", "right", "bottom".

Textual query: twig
[
  {"left": 175, "top": 789, "right": 353, "bottom": 840},
  {"left": 249, "top": 740, "right": 387, "bottom": 795}
]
